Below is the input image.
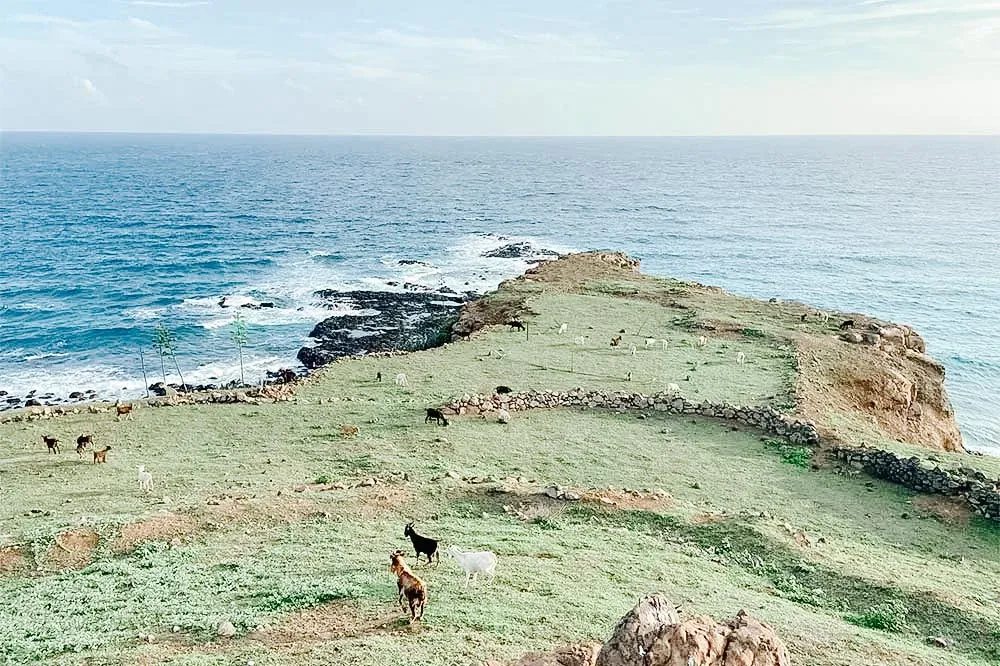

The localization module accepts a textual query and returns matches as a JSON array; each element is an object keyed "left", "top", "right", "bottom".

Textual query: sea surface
[{"left": 1, "top": 133, "right": 998, "bottom": 453}]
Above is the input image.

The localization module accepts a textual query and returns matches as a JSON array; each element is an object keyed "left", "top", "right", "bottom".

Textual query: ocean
[{"left": 1, "top": 133, "right": 997, "bottom": 454}]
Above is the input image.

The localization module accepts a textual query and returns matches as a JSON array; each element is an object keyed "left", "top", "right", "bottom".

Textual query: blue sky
[{"left": 2, "top": 0, "right": 999, "bottom": 134}]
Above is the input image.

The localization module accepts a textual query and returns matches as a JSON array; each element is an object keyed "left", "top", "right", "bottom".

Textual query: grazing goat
[
  {"left": 394, "top": 373, "right": 408, "bottom": 387},
  {"left": 495, "top": 385, "right": 512, "bottom": 394},
  {"left": 93, "top": 446, "right": 111, "bottom": 464},
  {"left": 389, "top": 550, "right": 427, "bottom": 621},
  {"left": 507, "top": 320, "right": 525, "bottom": 331},
  {"left": 574, "top": 335, "right": 585, "bottom": 345},
  {"left": 818, "top": 311, "right": 831, "bottom": 323},
  {"left": 610, "top": 335, "right": 622, "bottom": 347},
  {"left": 341, "top": 424, "right": 360, "bottom": 438},
  {"left": 496, "top": 408, "right": 511, "bottom": 424},
  {"left": 76, "top": 434, "right": 93, "bottom": 458},
  {"left": 698, "top": 335, "right": 708, "bottom": 347},
  {"left": 376, "top": 371, "right": 382, "bottom": 382},
  {"left": 404, "top": 522, "right": 440, "bottom": 565},
  {"left": 839, "top": 319, "right": 855, "bottom": 330},
  {"left": 666, "top": 382, "right": 681, "bottom": 394},
  {"left": 137, "top": 465, "right": 153, "bottom": 492},
  {"left": 444, "top": 546, "right": 498, "bottom": 588},
  {"left": 644, "top": 338, "right": 657, "bottom": 347},
  {"left": 736, "top": 351, "right": 746, "bottom": 367},
  {"left": 557, "top": 323, "right": 568, "bottom": 334},
  {"left": 42, "top": 435, "right": 59, "bottom": 454},
  {"left": 424, "top": 408, "right": 449, "bottom": 426},
  {"left": 115, "top": 403, "right": 134, "bottom": 421}
]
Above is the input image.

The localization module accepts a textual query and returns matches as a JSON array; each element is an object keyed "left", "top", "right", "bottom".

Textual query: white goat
[
  {"left": 445, "top": 546, "right": 498, "bottom": 588},
  {"left": 666, "top": 382, "right": 681, "bottom": 394},
  {"left": 497, "top": 408, "right": 511, "bottom": 424},
  {"left": 394, "top": 372, "right": 408, "bottom": 387},
  {"left": 736, "top": 351, "right": 746, "bottom": 367},
  {"left": 137, "top": 465, "right": 153, "bottom": 492},
  {"left": 644, "top": 337, "right": 657, "bottom": 347},
  {"left": 698, "top": 335, "right": 708, "bottom": 347},
  {"left": 629, "top": 344, "right": 637, "bottom": 356},
  {"left": 574, "top": 335, "right": 585, "bottom": 345},
  {"left": 558, "top": 323, "right": 568, "bottom": 334},
  {"left": 660, "top": 339, "right": 668, "bottom": 350}
]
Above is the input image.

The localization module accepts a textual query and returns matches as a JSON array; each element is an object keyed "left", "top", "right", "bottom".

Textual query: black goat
[
  {"left": 425, "top": 408, "right": 449, "bottom": 426},
  {"left": 404, "top": 522, "right": 439, "bottom": 565},
  {"left": 839, "top": 319, "right": 856, "bottom": 330},
  {"left": 507, "top": 320, "right": 525, "bottom": 331},
  {"left": 495, "top": 385, "right": 512, "bottom": 394},
  {"left": 376, "top": 371, "right": 382, "bottom": 382}
]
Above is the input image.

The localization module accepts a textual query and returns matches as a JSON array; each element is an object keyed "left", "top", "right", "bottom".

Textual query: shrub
[
  {"left": 763, "top": 439, "right": 813, "bottom": 467},
  {"left": 740, "top": 328, "right": 766, "bottom": 338},
  {"left": 846, "top": 600, "right": 909, "bottom": 633},
  {"left": 314, "top": 474, "right": 331, "bottom": 485}
]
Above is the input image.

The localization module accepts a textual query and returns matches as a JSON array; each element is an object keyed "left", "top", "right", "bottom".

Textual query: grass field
[{"left": 2, "top": 288, "right": 998, "bottom": 665}]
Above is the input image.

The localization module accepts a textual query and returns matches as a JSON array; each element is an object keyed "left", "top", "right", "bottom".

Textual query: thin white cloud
[
  {"left": 739, "top": 1, "right": 1000, "bottom": 30},
  {"left": 78, "top": 77, "right": 99, "bottom": 95},
  {"left": 129, "top": 1, "right": 209, "bottom": 7},
  {"left": 128, "top": 17, "right": 159, "bottom": 30}
]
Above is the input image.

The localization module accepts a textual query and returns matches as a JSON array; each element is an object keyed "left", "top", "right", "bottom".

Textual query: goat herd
[{"left": 393, "top": 522, "right": 499, "bottom": 621}]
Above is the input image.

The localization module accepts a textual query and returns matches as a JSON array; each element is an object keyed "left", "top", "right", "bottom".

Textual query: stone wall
[
  {"left": 442, "top": 389, "right": 821, "bottom": 446},
  {"left": 831, "top": 446, "right": 1000, "bottom": 521}
]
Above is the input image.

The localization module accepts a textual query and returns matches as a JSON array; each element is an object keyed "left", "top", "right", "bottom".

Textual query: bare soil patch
[
  {"left": 250, "top": 599, "right": 401, "bottom": 647},
  {"left": 912, "top": 495, "right": 973, "bottom": 525},
  {"left": 113, "top": 512, "right": 199, "bottom": 553},
  {"left": 0, "top": 545, "right": 29, "bottom": 575},
  {"left": 44, "top": 528, "right": 99, "bottom": 570},
  {"left": 584, "top": 489, "right": 674, "bottom": 512}
]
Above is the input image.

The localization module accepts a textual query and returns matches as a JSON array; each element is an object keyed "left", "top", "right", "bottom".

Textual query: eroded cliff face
[{"left": 797, "top": 317, "right": 964, "bottom": 452}]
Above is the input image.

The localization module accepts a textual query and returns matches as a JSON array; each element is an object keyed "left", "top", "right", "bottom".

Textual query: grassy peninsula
[{"left": 1, "top": 253, "right": 998, "bottom": 666}]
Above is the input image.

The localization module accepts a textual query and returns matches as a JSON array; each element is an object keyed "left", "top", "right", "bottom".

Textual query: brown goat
[
  {"left": 93, "top": 446, "right": 111, "bottom": 464},
  {"left": 389, "top": 550, "right": 427, "bottom": 621},
  {"left": 610, "top": 335, "right": 622, "bottom": 347},
  {"left": 42, "top": 435, "right": 59, "bottom": 454},
  {"left": 115, "top": 404, "right": 134, "bottom": 421},
  {"left": 340, "top": 424, "right": 360, "bottom": 438}
]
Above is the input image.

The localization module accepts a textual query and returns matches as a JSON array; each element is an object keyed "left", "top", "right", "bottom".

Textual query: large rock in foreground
[
  {"left": 492, "top": 594, "right": 789, "bottom": 666},
  {"left": 297, "top": 290, "right": 467, "bottom": 369}
]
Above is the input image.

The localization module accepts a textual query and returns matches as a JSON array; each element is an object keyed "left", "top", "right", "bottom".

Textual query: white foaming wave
[
  {"left": 123, "top": 307, "right": 165, "bottom": 321},
  {"left": 22, "top": 352, "right": 71, "bottom": 362}
]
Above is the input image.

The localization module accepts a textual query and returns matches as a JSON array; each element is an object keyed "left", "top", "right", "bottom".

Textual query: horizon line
[{"left": 2, "top": 129, "right": 999, "bottom": 139}]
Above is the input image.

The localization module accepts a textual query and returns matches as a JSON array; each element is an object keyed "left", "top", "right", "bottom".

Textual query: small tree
[
  {"left": 153, "top": 323, "right": 186, "bottom": 390},
  {"left": 230, "top": 312, "right": 249, "bottom": 387}
]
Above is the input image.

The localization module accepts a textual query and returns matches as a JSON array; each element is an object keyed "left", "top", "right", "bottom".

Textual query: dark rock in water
[
  {"left": 266, "top": 368, "right": 299, "bottom": 384},
  {"left": 398, "top": 259, "right": 435, "bottom": 267},
  {"left": 148, "top": 382, "right": 178, "bottom": 397},
  {"left": 241, "top": 301, "right": 275, "bottom": 310},
  {"left": 68, "top": 391, "right": 84, "bottom": 400},
  {"left": 297, "top": 290, "right": 467, "bottom": 369},
  {"left": 0, "top": 390, "right": 6, "bottom": 397},
  {"left": 482, "top": 242, "right": 559, "bottom": 259},
  {"left": 403, "top": 282, "right": 431, "bottom": 292},
  {"left": 6, "top": 397, "right": 21, "bottom": 404},
  {"left": 24, "top": 399, "right": 42, "bottom": 407},
  {"left": 26, "top": 390, "right": 37, "bottom": 397}
]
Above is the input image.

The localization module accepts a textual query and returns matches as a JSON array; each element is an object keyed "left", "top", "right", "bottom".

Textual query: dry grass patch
[
  {"left": 249, "top": 599, "right": 401, "bottom": 647},
  {"left": 44, "top": 528, "right": 99, "bottom": 570},
  {"left": 911, "top": 495, "right": 973, "bottom": 525},
  {"left": 113, "top": 512, "right": 199, "bottom": 553},
  {"left": 0, "top": 545, "right": 29, "bottom": 576}
]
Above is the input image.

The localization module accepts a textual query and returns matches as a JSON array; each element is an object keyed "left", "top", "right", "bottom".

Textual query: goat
[
  {"left": 444, "top": 546, "right": 498, "bottom": 588},
  {"left": 629, "top": 344, "right": 636, "bottom": 356},
  {"left": 818, "top": 311, "right": 831, "bottom": 323},
  {"left": 557, "top": 323, "right": 568, "bottom": 334},
  {"left": 495, "top": 385, "right": 512, "bottom": 394},
  {"left": 376, "top": 371, "right": 382, "bottom": 382},
  {"left": 394, "top": 373, "right": 408, "bottom": 387},
  {"left": 574, "top": 335, "right": 585, "bottom": 345},
  {"left": 610, "top": 335, "right": 622, "bottom": 347},
  {"left": 42, "top": 435, "right": 59, "bottom": 454},
  {"left": 666, "top": 382, "right": 681, "bottom": 394},
  {"left": 698, "top": 335, "right": 708, "bottom": 347},
  {"left": 341, "top": 424, "right": 360, "bottom": 438},
  {"left": 138, "top": 465, "right": 153, "bottom": 492},
  {"left": 390, "top": 550, "right": 427, "bottom": 621},
  {"left": 404, "top": 522, "right": 439, "bottom": 565},
  {"left": 115, "top": 403, "right": 134, "bottom": 421},
  {"left": 424, "top": 408, "right": 449, "bottom": 426},
  {"left": 661, "top": 339, "right": 668, "bottom": 350},
  {"left": 839, "top": 319, "right": 855, "bottom": 330},
  {"left": 496, "top": 408, "right": 511, "bottom": 424},
  {"left": 644, "top": 338, "right": 657, "bottom": 347},
  {"left": 737, "top": 351, "right": 746, "bottom": 367},
  {"left": 93, "top": 446, "right": 111, "bottom": 464},
  {"left": 76, "top": 434, "right": 93, "bottom": 458},
  {"left": 625, "top": 371, "right": 632, "bottom": 382},
  {"left": 507, "top": 320, "right": 525, "bottom": 331},
  {"left": 800, "top": 313, "right": 807, "bottom": 322}
]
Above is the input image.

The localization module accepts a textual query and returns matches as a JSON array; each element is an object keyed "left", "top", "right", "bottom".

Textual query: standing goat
[
  {"left": 389, "top": 550, "right": 427, "bottom": 621},
  {"left": 138, "top": 465, "right": 153, "bottom": 492},
  {"left": 736, "top": 351, "right": 746, "bottom": 367},
  {"left": 444, "top": 546, "right": 498, "bottom": 588},
  {"left": 698, "top": 335, "right": 708, "bottom": 347},
  {"left": 557, "top": 323, "right": 568, "bottom": 334},
  {"left": 496, "top": 408, "right": 511, "bottom": 424},
  {"left": 394, "top": 373, "right": 408, "bottom": 387},
  {"left": 404, "top": 522, "right": 440, "bottom": 565},
  {"left": 42, "top": 435, "right": 59, "bottom": 454}
]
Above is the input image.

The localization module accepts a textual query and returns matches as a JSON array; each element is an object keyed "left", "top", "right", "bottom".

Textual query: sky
[{"left": 1, "top": 0, "right": 1000, "bottom": 135}]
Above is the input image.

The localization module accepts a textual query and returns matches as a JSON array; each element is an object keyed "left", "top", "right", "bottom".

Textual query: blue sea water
[{"left": 1, "top": 133, "right": 998, "bottom": 454}]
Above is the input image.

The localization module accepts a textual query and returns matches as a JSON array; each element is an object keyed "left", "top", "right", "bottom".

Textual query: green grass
[{"left": 1, "top": 291, "right": 998, "bottom": 666}]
